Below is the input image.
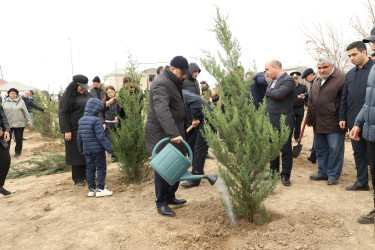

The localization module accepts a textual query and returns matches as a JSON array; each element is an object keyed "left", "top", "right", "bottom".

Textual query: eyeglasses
[{"left": 317, "top": 65, "right": 330, "bottom": 70}]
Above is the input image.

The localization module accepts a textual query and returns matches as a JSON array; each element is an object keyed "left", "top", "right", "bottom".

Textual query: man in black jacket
[
  {"left": 145, "top": 56, "right": 192, "bottom": 217},
  {"left": 22, "top": 90, "right": 45, "bottom": 127},
  {"left": 340, "top": 41, "right": 374, "bottom": 191},
  {"left": 180, "top": 89, "right": 214, "bottom": 188},
  {"left": 291, "top": 72, "right": 307, "bottom": 142},
  {"left": 182, "top": 62, "right": 201, "bottom": 95},
  {"left": 301, "top": 68, "right": 317, "bottom": 164},
  {"left": 265, "top": 60, "right": 296, "bottom": 186}
]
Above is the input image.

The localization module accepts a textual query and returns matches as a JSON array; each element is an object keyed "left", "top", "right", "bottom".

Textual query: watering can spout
[
  {"left": 179, "top": 171, "right": 218, "bottom": 186},
  {"left": 204, "top": 174, "right": 218, "bottom": 186}
]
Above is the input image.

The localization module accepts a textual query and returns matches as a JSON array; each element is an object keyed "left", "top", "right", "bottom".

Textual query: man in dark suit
[
  {"left": 265, "top": 60, "right": 296, "bottom": 186},
  {"left": 145, "top": 56, "right": 192, "bottom": 217}
]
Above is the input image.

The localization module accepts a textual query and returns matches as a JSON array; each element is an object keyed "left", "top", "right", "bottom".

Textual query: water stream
[{"left": 216, "top": 177, "right": 237, "bottom": 226}]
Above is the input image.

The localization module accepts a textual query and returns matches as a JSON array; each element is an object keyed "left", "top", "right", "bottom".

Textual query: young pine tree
[
  {"left": 110, "top": 55, "right": 149, "bottom": 184},
  {"left": 200, "top": 8, "right": 290, "bottom": 223},
  {"left": 33, "top": 92, "right": 61, "bottom": 138}
]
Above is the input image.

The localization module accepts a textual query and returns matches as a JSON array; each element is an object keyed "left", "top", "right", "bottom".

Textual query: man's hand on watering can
[
  {"left": 171, "top": 135, "right": 183, "bottom": 143},
  {"left": 192, "top": 120, "right": 200, "bottom": 127}
]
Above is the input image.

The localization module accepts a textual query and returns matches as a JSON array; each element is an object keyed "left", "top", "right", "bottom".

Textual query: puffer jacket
[
  {"left": 77, "top": 98, "right": 114, "bottom": 154},
  {"left": 2, "top": 96, "right": 32, "bottom": 128},
  {"left": 354, "top": 64, "right": 375, "bottom": 142}
]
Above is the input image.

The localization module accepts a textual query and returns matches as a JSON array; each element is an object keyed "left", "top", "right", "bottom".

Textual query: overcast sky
[{"left": 0, "top": 0, "right": 368, "bottom": 93}]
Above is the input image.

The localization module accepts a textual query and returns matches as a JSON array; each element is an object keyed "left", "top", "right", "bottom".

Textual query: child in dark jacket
[{"left": 78, "top": 98, "right": 114, "bottom": 197}]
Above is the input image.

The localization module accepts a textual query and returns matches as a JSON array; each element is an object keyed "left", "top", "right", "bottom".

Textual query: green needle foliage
[
  {"left": 8, "top": 150, "right": 68, "bottom": 178},
  {"left": 110, "top": 55, "right": 150, "bottom": 184},
  {"left": 33, "top": 93, "right": 61, "bottom": 138},
  {"left": 200, "top": 7, "right": 290, "bottom": 223}
]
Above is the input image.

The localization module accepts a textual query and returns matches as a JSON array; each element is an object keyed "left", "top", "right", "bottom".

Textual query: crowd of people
[{"left": 1, "top": 26, "right": 375, "bottom": 225}]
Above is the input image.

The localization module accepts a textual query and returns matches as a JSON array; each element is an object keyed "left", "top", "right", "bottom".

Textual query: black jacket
[
  {"left": 266, "top": 72, "right": 296, "bottom": 129},
  {"left": 182, "top": 63, "right": 201, "bottom": 95},
  {"left": 59, "top": 92, "right": 92, "bottom": 132},
  {"left": 22, "top": 96, "right": 44, "bottom": 113},
  {"left": 89, "top": 87, "right": 105, "bottom": 101},
  {"left": 182, "top": 89, "right": 213, "bottom": 130},
  {"left": 249, "top": 73, "right": 268, "bottom": 109},
  {"left": 145, "top": 68, "right": 187, "bottom": 154},
  {"left": 0, "top": 104, "right": 10, "bottom": 148},
  {"left": 339, "top": 58, "right": 375, "bottom": 129}
]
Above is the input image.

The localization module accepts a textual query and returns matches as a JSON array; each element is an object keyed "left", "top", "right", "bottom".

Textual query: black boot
[{"left": 180, "top": 180, "right": 200, "bottom": 188}]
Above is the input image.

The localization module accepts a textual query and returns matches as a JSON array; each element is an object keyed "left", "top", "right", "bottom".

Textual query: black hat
[
  {"left": 7, "top": 88, "right": 19, "bottom": 95},
  {"left": 73, "top": 74, "right": 89, "bottom": 89},
  {"left": 200, "top": 81, "right": 206, "bottom": 84},
  {"left": 290, "top": 72, "right": 301, "bottom": 78},
  {"left": 92, "top": 76, "right": 100, "bottom": 83},
  {"left": 301, "top": 68, "right": 315, "bottom": 79},
  {"left": 170, "top": 56, "right": 192, "bottom": 76},
  {"left": 363, "top": 26, "right": 375, "bottom": 43}
]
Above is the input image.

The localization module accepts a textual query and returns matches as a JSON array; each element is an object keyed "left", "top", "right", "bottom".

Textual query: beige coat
[{"left": 2, "top": 96, "right": 32, "bottom": 128}]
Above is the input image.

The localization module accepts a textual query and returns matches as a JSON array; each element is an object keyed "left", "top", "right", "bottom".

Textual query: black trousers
[
  {"left": 72, "top": 165, "right": 86, "bottom": 183},
  {"left": 367, "top": 141, "right": 375, "bottom": 206},
  {"left": 293, "top": 110, "right": 304, "bottom": 141},
  {"left": 0, "top": 146, "right": 11, "bottom": 187},
  {"left": 270, "top": 130, "right": 293, "bottom": 179},
  {"left": 187, "top": 127, "right": 208, "bottom": 183},
  {"left": 154, "top": 172, "right": 179, "bottom": 208},
  {"left": 8, "top": 127, "right": 25, "bottom": 155}
]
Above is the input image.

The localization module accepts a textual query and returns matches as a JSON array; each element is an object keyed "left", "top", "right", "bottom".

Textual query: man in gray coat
[
  {"left": 182, "top": 62, "right": 201, "bottom": 95},
  {"left": 264, "top": 60, "right": 296, "bottom": 186},
  {"left": 145, "top": 56, "right": 192, "bottom": 217}
]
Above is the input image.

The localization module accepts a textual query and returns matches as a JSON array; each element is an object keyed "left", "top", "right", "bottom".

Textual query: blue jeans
[
  {"left": 85, "top": 152, "right": 107, "bottom": 190},
  {"left": 314, "top": 133, "right": 345, "bottom": 180},
  {"left": 351, "top": 130, "right": 368, "bottom": 184}
]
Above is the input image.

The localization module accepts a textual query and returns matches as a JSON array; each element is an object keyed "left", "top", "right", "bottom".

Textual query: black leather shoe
[
  {"left": 168, "top": 198, "right": 187, "bottom": 205},
  {"left": 307, "top": 156, "right": 316, "bottom": 163},
  {"left": 309, "top": 174, "right": 328, "bottom": 181},
  {"left": 180, "top": 180, "right": 200, "bottom": 188},
  {"left": 157, "top": 206, "right": 175, "bottom": 217},
  {"left": 345, "top": 181, "right": 370, "bottom": 191},
  {"left": 327, "top": 179, "right": 338, "bottom": 185},
  {"left": 281, "top": 177, "right": 291, "bottom": 186}
]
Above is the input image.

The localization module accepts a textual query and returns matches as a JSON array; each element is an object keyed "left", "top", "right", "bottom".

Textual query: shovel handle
[
  {"left": 298, "top": 114, "right": 308, "bottom": 142},
  {"left": 186, "top": 125, "right": 194, "bottom": 133}
]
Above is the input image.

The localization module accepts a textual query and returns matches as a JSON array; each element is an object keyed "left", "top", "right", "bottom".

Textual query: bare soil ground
[{"left": 1, "top": 127, "right": 375, "bottom": 249}]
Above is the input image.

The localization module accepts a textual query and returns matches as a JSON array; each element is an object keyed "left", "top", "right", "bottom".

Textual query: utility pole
[
  {"left": 0, "top": 65, "right": 3, "bottom": 79},
  {"left": 68, "top": 38, "right": 74, "bottom": 77}
]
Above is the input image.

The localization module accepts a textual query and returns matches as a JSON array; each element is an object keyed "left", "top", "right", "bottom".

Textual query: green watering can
[{"left": 150, "top": 137, "right": 218, "bottom": 186}]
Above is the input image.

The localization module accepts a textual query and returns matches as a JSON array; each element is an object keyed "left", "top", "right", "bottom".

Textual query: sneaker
[
  {"left": 0, "top": 188, "right": 12, "bottom": 197},
  {"left": 357, "top": 209, "right": 375, "bottom": 224},
  {"left": 206, "top": 153, "right": 215, "bottom": 160},
  {"left": 88, "top": 188, "right": 97, "bottom": 197},
  {"left": 96, "top": 188, "right": 113, "bottom": 197},
  {"left": 74, "top": 181, "right": 85, "bottom": 186}
]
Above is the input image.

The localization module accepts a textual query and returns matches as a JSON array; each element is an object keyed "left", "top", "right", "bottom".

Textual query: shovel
[{"left": 292, "top": 115, "right": 307, "bottom": 158}]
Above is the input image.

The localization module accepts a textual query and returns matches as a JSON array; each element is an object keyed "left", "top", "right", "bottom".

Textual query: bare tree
[
  {"left": 302, "top": 21, "right": 350, "bottom": 70},
  {"left": 349, "top": 0, "right": 375, "bottom": 39}
]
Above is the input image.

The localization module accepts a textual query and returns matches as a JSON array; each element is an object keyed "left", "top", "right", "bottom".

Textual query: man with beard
[{"left": 340, "top": 41, "right": 374, "bottom": 191}]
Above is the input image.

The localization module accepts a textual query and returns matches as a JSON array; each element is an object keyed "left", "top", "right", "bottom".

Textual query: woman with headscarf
[
  {"left": 0, "top": 103, "right": 11, "bottom": 196},
  {"left": 59, "top": 75, "right": 91, "bottom": 186},
  {"left": 2, "top": 88, "right": 32, "bottom": 158}
]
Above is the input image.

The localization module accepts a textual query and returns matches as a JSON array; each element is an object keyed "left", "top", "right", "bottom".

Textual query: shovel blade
[{"left": 292, "top": 144, "right": 302, "bottom": 158}]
